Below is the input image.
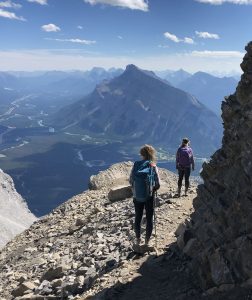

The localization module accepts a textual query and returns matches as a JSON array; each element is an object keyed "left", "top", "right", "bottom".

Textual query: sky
[{"left": 0, "top": 0, "right": 252, "bottom": 73}]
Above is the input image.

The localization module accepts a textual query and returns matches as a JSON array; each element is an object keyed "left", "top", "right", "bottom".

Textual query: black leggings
[
  {"left": 134, "top": 197, "right": 154, "bottom": 241},
  {"left": 178, "top": 167, "right": 191, "bottom": 190}
]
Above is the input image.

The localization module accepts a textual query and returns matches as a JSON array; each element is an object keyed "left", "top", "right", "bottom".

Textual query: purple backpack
[{"left": 177, "top": 146, "right": 193, "bottom": 168}]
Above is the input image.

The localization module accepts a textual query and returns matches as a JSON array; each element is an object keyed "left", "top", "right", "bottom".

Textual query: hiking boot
[
  {"left": 132, "top": 238, "right": 141, "bottom": 253},
  {"left": 185, "top": 187, "right": 189, "bottom": 196},
  {"left": 144, "top": 238, "right": 150, "bottom": 247},
  {"left": 143, "top": 238, "right": 155, "bottom": 252}
]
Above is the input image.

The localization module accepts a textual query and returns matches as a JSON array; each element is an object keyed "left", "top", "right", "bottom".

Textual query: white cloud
[
  {"left": 0, "top": 8, "right": 25, "bottom": 20},
  {"left": 41, "top": 23, "right": 61, "bottom": 32},
  {"left": 27, "top": 0, "right": 47, "bottom": 5},
  {"left": 191, "top": 50, "right": 244, "bottom": 58},
  {"left": 84, "top": 0, "right": 148, "bottom": 11},
  {"left": 195, "top": 0, "right": 252, "bottom": 4},
  {"left": 164, "top": 32, "right": 180, "bottom": 43},
  {"left": 195, "top": 31, "right": 220, "bottom": 39},
  {"left": 77, "top": 25, "right": 83, "bottom": 29},
  {"left": 0, "top": 0, "right": 21, "bottom": 9},
  {"left": 46, "top": 38, "right": 96, "bottom": 45},
  {"left": 184, "top": 37, "right": 194, "bottom": 44},
  {"left": 117, "top": 35, "right": 123, "bottom": 39},
  {"left": 164, "top": 32, "right": 194, "bottom": 44}
]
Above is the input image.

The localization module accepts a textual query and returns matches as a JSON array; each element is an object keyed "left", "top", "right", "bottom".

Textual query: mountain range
[
  {"left": 0, "top": 68, "right": 123, "bottom": 93},
  {"left": 51, "top": 64, "right": 222, "bottom": 155},
  {"left": 156, "top": 69, "right": 192, "bottom": 86},
  {"left": 178, "top": 71, "right": 238, "bottom": 115}
]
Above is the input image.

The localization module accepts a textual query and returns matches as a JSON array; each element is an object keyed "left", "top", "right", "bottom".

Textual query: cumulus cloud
[
  {"left": 0, "top": 0, "right": 21, "bottom": 9},
  {"left": 46, "top": 38, "right": 96, "bottom": 45},
  {"left": 84, "top": 0, "right": 148, "bottom": 11},
  {"left": 195, "top": 31, "right": 220, "bottom": 39},
  {"left": 41, "top": 23, "right": 61, "bottom": 32},
  {"left": 0, "top": 8, "right": 25, "bottom": 20},
  {"left": 164, "top": 32, "right": 194, "bottom": 44},
  {"left": 164, "top": 32, "right": 180, "bottom": 43},
  {"left": 191, "top": 50, "right": 244, "bottom": 58},
  {"left": 27, "top": 0, "right": 48, "bottom": 5},
  {"left": 195, "top": 0, "right": 252, "bottom": 4},
  {"left": 77, "top": 25, "right": 83, "bottom": 29},
  {"left": 184, "top": 37, "right": 194, "bottom": 44}
]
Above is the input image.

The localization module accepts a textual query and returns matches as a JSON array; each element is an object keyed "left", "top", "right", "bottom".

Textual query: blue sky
[{"left": 0, "top": 0, "right": 251, "bottom": 72}]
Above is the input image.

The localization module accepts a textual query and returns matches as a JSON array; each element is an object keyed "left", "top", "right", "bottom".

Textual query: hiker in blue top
[
  {"left": 129, "top": 145, "right": 160, "bottom": 251},
  {"left": 176, "top": 137, "right": 195, "bottom": 197}
]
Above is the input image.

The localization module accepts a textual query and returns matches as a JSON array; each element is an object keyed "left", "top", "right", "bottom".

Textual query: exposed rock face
[
  {"left": 0, "top": 162, "right": 197, "bottom": 299},
  {"left": 0, "top": 169, "right": 37, "bottom": 249},
  {"left": 178, "top": 41, "right": 252, "bottom": 290}
]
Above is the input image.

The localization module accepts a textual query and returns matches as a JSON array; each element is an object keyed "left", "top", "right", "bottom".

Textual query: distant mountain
[
  {"left": 52, "top": 64, "right": 222, "bottom": 155},
  {"left": 0, "top": 72, "right": 18, "bottom": 88},
  {"left": 0, "top": 73, "right": 20, "bottom": 107},
  {"left": 178, "top": 71, "right": 238, "bottom": 115},
  {"left": 1, "top": 68, "right": 123, "bottom": 95},
  {"left": 159, "top": 69, "right": 192, "bottom": 86},
  {"left": 0, "top": 68, "right": 124, "bottom": 112},
  {"left": 42, "top": 67, "right": 123, "bottom": 95},
  {"left": 0, "top": 169, "right": 37, "bottom": 248}
]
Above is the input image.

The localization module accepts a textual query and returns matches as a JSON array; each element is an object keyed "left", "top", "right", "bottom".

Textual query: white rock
[{"left": 0, "top": 169, "right": 37, "bottom": 248}]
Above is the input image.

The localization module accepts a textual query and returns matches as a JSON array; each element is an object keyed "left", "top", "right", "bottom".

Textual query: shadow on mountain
[{"left": 91, "top": 243, "right": 252, "bottom": 300}]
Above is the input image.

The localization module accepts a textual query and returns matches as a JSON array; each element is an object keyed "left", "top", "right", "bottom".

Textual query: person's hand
[{"left": 192, "top": 166, "right": 195, "bottom": 171}]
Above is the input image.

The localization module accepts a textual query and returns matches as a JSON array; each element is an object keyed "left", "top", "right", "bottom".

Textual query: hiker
[
  {"left": 176, "top": 137, "right": 195, "bottom": 197},
  {"left": 129, "top": 144, "right": 160, "bottom": 250}
]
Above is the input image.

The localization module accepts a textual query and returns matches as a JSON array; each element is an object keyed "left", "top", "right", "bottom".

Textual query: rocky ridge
[
  {"left": 178, "top": 41, "right": 252, "bottom": 291},
  {"left": 0, "top": 169, "right": 37, "bottom": 249},
  {"left": 0, "top": 161, "right": 197, "bottom": 299}
]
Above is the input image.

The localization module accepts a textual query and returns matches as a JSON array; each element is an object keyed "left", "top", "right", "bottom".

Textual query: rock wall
[
  {"left": 0, "top": 169, "right": 37, "bottom": 249},
  {"left": 178, "top": 41, "right": 252, "bottom": 290}
]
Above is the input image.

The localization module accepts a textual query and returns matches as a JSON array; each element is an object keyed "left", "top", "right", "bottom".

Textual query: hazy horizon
[{"left": 2, "top": 65, "right": 242, "bottom": 78}]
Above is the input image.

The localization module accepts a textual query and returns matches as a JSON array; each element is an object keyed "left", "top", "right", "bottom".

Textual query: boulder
[{"left": 108, "top": 185, "right": 133, "bottom": 202}]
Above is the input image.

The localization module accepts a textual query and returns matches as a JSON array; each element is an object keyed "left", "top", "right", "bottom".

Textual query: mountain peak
[
  {"left": 125, "top": 64, "right": 139, "bottom": 72},
  {"left": 123, "top": 64, "right": 163, "bottom": 82}
]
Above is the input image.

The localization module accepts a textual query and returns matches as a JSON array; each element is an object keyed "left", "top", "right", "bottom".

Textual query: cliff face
[
  {"left": 0, "top": 169, "right": 37, "bottom": 249},
  {"left": 178, "top": 41, "right": 252, "bottom": 290}
]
